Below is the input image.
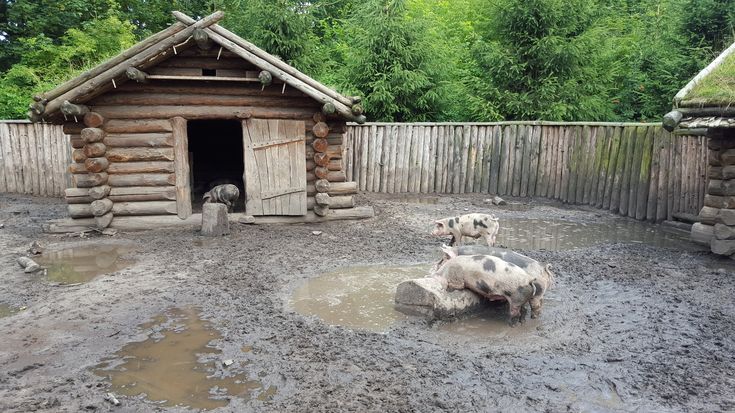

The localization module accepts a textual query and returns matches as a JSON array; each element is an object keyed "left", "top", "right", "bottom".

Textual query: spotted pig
[
  {"left": 432, "top": 245, "right": 554, "bottom": 319},
  {"left": 431, "top": 213, "right": 499, "bottom": 246},
  {"left": 203, "top": 184, "right": 240, "bottom": 212}
]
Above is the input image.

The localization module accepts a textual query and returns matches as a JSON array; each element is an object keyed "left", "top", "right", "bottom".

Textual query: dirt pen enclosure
[{"left": 0, "top": 120, "right": 734, "bottom": 412}]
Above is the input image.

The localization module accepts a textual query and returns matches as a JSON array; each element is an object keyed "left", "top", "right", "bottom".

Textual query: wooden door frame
[{"left": 171, "top": 116, "right": 192, "bottom": 219}]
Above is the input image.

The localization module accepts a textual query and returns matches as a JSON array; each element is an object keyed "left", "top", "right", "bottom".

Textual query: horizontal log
[
  {"left": 306, "top": 159, "right": 341, "bottom": 171},
  {"left": 708, "top": 137, "right": 735, "bottom": 151},
  {"left": 104, "top": 119, "right": 173, "bottom": 133},
  {"left": 48, "top": 206, "right": 375, "bottom": 232},
  {"left": 63, "top": 122, "right": 85, "bottom": 135},
  {"left": 85, "top": 157, "right": 109, "bottom": 173},
  {"left": 306, "top": 145, "right": 342, "bottom": 160},
  {"left": 158, "top": 56, "right": 253, "bottom": 69},
  {"left": 106, "top": 148, "right": 174, "bottom": 162},
  {"left": 307, "top": 195, "right": 354, "bottom": 209},
  {"left": 107, "top": 186, "right": 176, "bottom": 201},
  {"left": 704, "top": 195, "right": 735, "bottom": 209},
  {"left": 69, "top": 163, "right": 87, "bottom": 174},
  {"left": 72, "top": 148, "right": 86, "bottom": 162},
  {"left": 104, "top": 133, "right": 173, "bottom": 148},
  {"left": 71, "top": 136, "right": 84, "bottom": 149},
  {"left": 107, "top": 161, "right": 174, "bottom": 174},
  {"left": 73, "top": 173, "right": 108, "bottom": 188},
  {"left": 721, "top": 149, "right": 735, "bottom": 165},
  {"left": 107, "top": 173, "right": 176, "bottom": 187},
  {"left": 68, "top": 204, "right": 93, "bottom": 218},
  {"left": 691, "top": 223, "right": 714, "bottom": 246},
  {"left": 94, "top": 105, "right": 316, "bottom": 120},
  {"left": 708, "top": 180, "right": 735, "bottom": 196},
  {"left": 307, "top": 181, "right": 357, "bottom": 196},
  {"left": 81, "top": 128, "right": 105, "bottom": 143},
  {"left": 112, "top": 82, "right": 308, "bottom": 98},
  {"left": 66, "top": 194, "right": 93, "bottom": 204},
  {"left": 306, "top": 170, "right": 346, "bottom": 182},
  {"left": 65, "top": 188, "right": 89, "bottom": 197},
  {"left": 112, "top": 201, "right": 177, "bottom": 216},
  {"left": 83, "top": 143, "right": 106, "bottom": 157},
  {"left": 90, "top": 93, "right": 317, "bottom": 108},
  {"left": 699, "top": 206, "right": 719, "bottom": 225}
]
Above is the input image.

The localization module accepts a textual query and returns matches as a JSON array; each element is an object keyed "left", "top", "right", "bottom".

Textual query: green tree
[{"left": 342, "top": 0, "right": 444, "bottom": 121}]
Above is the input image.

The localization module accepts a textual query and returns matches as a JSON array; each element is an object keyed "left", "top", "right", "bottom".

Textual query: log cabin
[
  {"left": 30, "top": 11, "right": 373, "bottom": 231},
  {"left": 662, "top": 40, "right": 735, "bottom": 256}
]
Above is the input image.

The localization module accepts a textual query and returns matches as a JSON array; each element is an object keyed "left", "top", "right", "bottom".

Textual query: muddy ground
[{"left": 0, "top": 192, "right": 734, "bottom": 412}]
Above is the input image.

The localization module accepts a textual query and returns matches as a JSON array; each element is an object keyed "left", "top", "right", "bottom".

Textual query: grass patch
[{"left": 685, "top": 52, "right": 735, "bottom": 105}]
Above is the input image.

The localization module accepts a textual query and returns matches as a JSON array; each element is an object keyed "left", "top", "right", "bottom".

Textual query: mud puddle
[
  {"left": 94, "top": 307, "right": 273, "bottom": 410},
  {"left": 291, "top": 265, "right": 430, "bottom": 332},
  {"left": 496, "top": 217, "right": 699, "bottom": 251},
  {"left": 35, "top": 242, "right": 137, "bottom": 284},
  {"left": 0, "top": 303, "right": 20, "bottom": 318},
  {"left": 436, "top": 303, "right": 541, "bottom": 339}
]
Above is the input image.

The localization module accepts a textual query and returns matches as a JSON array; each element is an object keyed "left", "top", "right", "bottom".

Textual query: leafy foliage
[{"left": 0, "top": 0, "right": 733, "bottom": 121}]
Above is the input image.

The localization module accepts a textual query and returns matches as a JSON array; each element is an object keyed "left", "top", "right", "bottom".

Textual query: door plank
[{"left": 242, "top": 120, "right": 263, "bottom": 215}]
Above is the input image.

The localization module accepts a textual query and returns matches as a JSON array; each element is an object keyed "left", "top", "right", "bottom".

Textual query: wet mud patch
[
  {"left": 0, "top": 303, "right": 20, "bottom": 318},
  {"left": 496, "top": 217, "right": 701, "bottom": 251},
  {"left": 93, "top": 307, "right": 273, "bottom": 410},
  {"left": 35, "top": 241, "right": 137, "bottom": 284},
  {"left": 291, "top": 265, "right": 430, "bottom": 332}
]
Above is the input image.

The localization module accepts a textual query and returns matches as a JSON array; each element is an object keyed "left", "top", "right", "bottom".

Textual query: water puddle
[
  {"left": 436, "top": 303, "right": 540, "bottom": 339},
  {"left": 291, "top": 265, "right": 430, "bottom": 332},
  {"left": 496, "top": 217, "right": 699, "bottom": 251},
  {"left": 94, "top": 307, "right": 274, "bottom": 409},
  {"left": 35, "top": 242, "right": 137, "bottom": 284},
  {"left": 0, "top": 303, "right": 20, "bottom": 318}
]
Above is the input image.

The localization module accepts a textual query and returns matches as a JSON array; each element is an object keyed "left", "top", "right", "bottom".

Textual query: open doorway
[{"left": 187, "top": 120, "right": 244, "bottom": 212}]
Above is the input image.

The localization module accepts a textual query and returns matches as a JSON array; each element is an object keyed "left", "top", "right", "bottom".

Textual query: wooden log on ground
[
  {"left": 91, "top": 198, "right": 113, "bottom": 216},
  {"left": 201, "top": 203, "right": 229, "bottom": 236},
  {"left": 81, "top": 128, "right": 105, "bottom": 143},
  {"left": 107, "top": 161, "right": 174, "bottom": 174},
  {"left": 108, "top": 173, "right": 175, "bottom": 187},
  {"left": 83, "top": 143, "right": 106, "bottom": 157},
  {"left": 74, "top": 173, "right": 108, "bottom": 188},
  {"left": 89, "top": 185, "right": 111, "bottom": 200},
  {"left": 84, "top": 112, "right": 105, "bottom": 128},
  {"left": 112, "top": 201, "right": 177, "bottom": 216},
  {"left": 85, "top": 157, "right": 109, "bottom": 173},
  {"left": 106, "top": 148, "right": 174, "bottom": 162}
]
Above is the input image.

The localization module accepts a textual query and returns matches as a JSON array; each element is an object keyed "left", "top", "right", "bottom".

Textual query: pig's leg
[
  {"left": 482, "top": 233, "right": 494, "bottom": 247},
  {"left": 529, "top": 297, "right": 543, "bottom": 319},
  {"left": 508, "top": 302, "right": 522, "bottom": 327},
  {"left": 519, "top": 304, "right": 528, "bottom": 323},
  {"left": 448, "top": 235, "right": 457, "bottom": 246}
]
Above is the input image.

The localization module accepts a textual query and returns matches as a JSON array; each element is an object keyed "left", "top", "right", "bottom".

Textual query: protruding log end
[
  {"left": 81, "top": 128, "right": 106, "bottom": 143},
  {"left": 663, "top": 110, "right": 683, "bottom": 132},
  {"left": 314, "top": 166, "right": 329, "bottom": 179},
  {"left": 95, "top": 212, "right": 114, "bottom": 229},
  {"left": 315, "top": 192, "right": 330, "bottom": 206},
  {"left": 89, "top": 185, "right": 111, "bottom": 200},
  {"left": 91, "top": 198, "right": 114, "bottom": 217},
  {"left": 322, "top": 102, "right": 336, "bottom": 115},
  {"left": 193, "top": 28, "right": 213, "bottom": 50},
  {"left": 61, "top": 100, "right": 90, "bottom": 117},
  {"left": 85, "top": 157, "right": 109, "bottom": 173},
  {"left": 83, "top": 142, "right": 107, "bottom": 158},
  {"left": 313, "top": 112, "right": 327, "bottom": 123},
  {"left": 125, "top": 67, "right": 149, "bottom": 83},
  {"left": 313, "top": 204, "right": 330, "bottom": 217},
  {"left": 313, "top": 122, "right": 329, "bottom": 138},
  {"left": 84, "top": 112, "right": 105, "bottom": 128},
  {"left": 312, "top": 138, "right": 328, "bottom": 153},
  {"left": 351, "top": 104, "right": 363, "bottom": 116},
  {"left": 315, "top": 179, "right": 330, "bottom": 193},
  {"left": 314, "top": 152, "right": 330, "bottom": 167},
  {"left": 355, "top": 114, "right": 367, "bottom": 124},
  {"left": 350, "top": 96, "right": 362, "bottom": 104},
  {"left": 258, "top": 70, "right": 273, "bottom": 86}
]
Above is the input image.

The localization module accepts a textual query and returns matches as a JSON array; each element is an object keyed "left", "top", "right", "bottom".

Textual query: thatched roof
[
  {"left": 662, "top": 40, "right": 735, "bottom": 131},
  {"left": 29, "top": 11, "right": 365, "bottom": 124}
]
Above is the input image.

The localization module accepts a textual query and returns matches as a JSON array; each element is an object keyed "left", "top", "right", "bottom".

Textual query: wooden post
[{"left": 171, "top": 117, "right": 192, "bottom": 219}]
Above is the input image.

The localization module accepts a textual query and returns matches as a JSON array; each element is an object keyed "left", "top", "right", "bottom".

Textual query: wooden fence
[
  {"left": 344, "top": 122, "right": 707, "bottom": 221},
  {"left": 0, "top": 121, "right": 71, "bottom": 197}
]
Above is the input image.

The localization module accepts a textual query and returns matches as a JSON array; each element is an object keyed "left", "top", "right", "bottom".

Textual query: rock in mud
[
  {"left": 17, "top": 256, "right": 41, "bottom": 273},
  {"left": 395, "top": 277, "right": 484, "bottom": 319}
]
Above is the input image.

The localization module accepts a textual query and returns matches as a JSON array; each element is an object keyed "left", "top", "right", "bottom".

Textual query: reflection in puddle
[
  {"left": 0, "top": 303, "right": 19, "bottom": 318},
  {"left": 35, "top": 243, "right": 136, "bottom": 284},
  {"left": 496, "top": 218, "right": 699, "bottom": 251},
  {"left": 94, "top": 307, "right": 274, "bottom": 410},
  {"left": 291, "top": 265, "right": 430, "bottom": 332}
]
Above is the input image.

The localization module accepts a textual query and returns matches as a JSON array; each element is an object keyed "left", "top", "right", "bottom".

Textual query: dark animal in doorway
[{"left": 203, "top": 184, "right": 240, "bottom": 212}]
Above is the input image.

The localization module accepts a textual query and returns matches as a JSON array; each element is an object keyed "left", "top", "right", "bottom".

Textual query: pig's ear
[
  {"left": 434, "top": 220, "right": 443, "bottom": 226},
  {"left": 440, "top": 244, "right": 457, "bottom": 260},
  {"left": 544, "top": 264, "right": 555, "bottom": 286}
]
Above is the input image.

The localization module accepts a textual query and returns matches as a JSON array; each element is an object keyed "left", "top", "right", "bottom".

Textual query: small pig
[
  {"left": 433, "top": 245, "right": 554, "bottom": 319},
  {"left": 431, "top": 213, "right": 499, "bottom": 246},
  {"left": 203, "top": 184, "right": 240, "bottom": 211},
  {"left": 431, "top": 251, "right": 547, "bottom": 325}
]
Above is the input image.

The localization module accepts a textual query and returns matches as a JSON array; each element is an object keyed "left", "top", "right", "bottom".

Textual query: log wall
[
  {"left": 345, "top": 122, "right": 708, "bottom": 221},
  {"left": 0, "top": 120, "right": 71, "bottom": 197}
]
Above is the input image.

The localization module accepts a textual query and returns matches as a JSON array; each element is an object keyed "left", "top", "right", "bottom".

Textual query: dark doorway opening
[{"left": 187, "top": 120, "right": 244, "bottom": 213}]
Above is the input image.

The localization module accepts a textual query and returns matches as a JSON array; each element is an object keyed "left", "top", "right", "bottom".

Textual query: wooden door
[{"left": 242, "top": 119, "right": 307, "bottom": 215}]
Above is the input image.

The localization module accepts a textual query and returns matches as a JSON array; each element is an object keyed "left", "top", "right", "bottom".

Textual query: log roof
[
  {"left": 29, "top": 11, "right": 365, "bottom": 124},
  {"left": 662, "top": 40, "right": 735, "bottom": 131}
]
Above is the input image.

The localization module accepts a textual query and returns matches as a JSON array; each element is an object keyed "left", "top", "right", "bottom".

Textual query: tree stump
[{"left": 201, "top": 203, "right": 230, "bottom": 236}]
